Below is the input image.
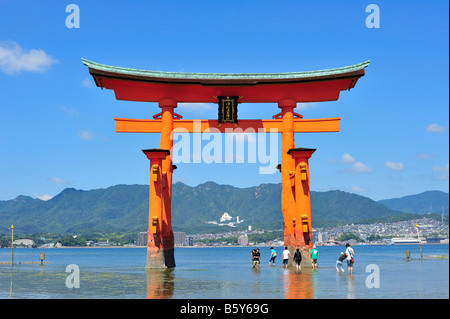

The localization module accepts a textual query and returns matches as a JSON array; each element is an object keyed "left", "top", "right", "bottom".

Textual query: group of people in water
[{"left": 251, "top": 243, "right": 355, "bottom": 274}]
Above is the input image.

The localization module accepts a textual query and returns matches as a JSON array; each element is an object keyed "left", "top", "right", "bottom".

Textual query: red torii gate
[{"left": 83, "top": 59, "right": 369, "bottom": 268}]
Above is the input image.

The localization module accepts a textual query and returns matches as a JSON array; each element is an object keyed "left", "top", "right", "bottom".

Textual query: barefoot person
[
  {"left": 345, "top": 243, "right": 355, "bottom": 275},
  {"left": 336, "top": 252, "right": 347, "bottom": 273},
  {"left": 310, "top": 245, "right": 319, "bottom": 269},
  {"left": 269, "top": 247, "right": 277, "bottom": 266},
  {"left": 293, "top": 248, "right": 302, "bottom": 271},
  {"left": 282, "top": 247, "right": 291, "bottom": 268},
  {"left": 251, "top": 248, "right": 261, "bottom": 268}
]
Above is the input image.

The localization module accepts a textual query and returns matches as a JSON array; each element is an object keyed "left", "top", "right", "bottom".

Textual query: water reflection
[
  {"left": 9, "top": 264, "right": 13, "bottom": 299},
  {"left": 346, "top": 274, "right": 355, "bottom": 299},
  {"left": 283, "top": 267, "right": 315, "bottom": 299},
  {"left": 146, "top": 269, "right": 175, "bottom": 299}
]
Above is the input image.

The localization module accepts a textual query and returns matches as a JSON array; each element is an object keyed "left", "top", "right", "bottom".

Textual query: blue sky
[{"left": 0, "top": 1, "right": 448, "bottom": 202}]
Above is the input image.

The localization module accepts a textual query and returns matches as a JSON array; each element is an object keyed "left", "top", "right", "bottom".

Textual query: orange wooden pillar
[
  {"left": 142, "top": 149, "right": 175, "bottom": 268},
  {"left": 288, "top": 147, "right": 316, "bottom": 249},
  {"left": 278, "top": 99, "right": 298, "bottom": 259},
  {"left": 158, "top": 99, "right": 176, "bottom": 266}
]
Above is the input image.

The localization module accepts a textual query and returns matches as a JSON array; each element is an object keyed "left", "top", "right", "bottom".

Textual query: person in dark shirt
[
  {"left": 251, "top": 248, "right": 261, "bottom": 268},
  {"left": 293, "top": 248, "right": 302, "bottom": 271}
]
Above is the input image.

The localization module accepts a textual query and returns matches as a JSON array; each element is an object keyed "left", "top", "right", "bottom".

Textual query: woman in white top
[{"left": 282, "top": 247, "right": 292, "bottom": 268}]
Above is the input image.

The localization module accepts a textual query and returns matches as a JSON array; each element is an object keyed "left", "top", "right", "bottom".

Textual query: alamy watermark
[
  {"left": 172, "top": 123, "right": 279, "bottom": 175},
  {"left": 65, "top": 4, "right": 80, "bottom": 29},
  {"left": 365, "top": 4, "right": 380, "bottom": 29},
  {"left": 65, "top": 264, "right": 80, "bottom": 288},
  {"left": 365, "top": 264, "right": 380, "bottom": 288}
]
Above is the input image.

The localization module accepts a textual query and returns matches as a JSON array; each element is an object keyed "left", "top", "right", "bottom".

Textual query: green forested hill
[
  {"left": 378, "top": 190, "right": 449, "bottom": 215},
  {"left": 310, "top": 190, "right": 406, "bottom": 227},
  {"left": 0, "top": 183, "right": 447, "bottom": 234}
]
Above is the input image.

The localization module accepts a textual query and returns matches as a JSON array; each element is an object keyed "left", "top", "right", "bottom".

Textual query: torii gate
[{"left": 83, "top": 59, "right": 369, "bottom": 268}]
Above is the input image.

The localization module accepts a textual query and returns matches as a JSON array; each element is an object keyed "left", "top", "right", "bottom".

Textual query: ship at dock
[{"left": 391, "top": 238, "right": 422, "bottom": 245}]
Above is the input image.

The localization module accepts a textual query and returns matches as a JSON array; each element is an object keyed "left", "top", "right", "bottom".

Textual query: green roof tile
[{"left": 82, "top": 58, "right": 370, "bottom": 81}]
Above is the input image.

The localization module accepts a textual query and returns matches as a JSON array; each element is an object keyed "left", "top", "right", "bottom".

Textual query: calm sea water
[{"left": 0, "top": 245, "right": 448, "bottom": 299}]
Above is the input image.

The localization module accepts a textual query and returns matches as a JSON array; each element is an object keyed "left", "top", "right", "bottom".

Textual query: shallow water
[{"left": 0, "top": 245, "right": 448, "bottom": 299}]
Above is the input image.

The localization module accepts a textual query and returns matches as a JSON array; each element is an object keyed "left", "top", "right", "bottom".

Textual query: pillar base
[{"left": 145, "top": 247, "right": 176, "bottom": 269}]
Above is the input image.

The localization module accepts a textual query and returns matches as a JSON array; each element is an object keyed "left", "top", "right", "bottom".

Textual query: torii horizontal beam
[{"left": 114, "top": 117, "right": 340, "bottom": 133}]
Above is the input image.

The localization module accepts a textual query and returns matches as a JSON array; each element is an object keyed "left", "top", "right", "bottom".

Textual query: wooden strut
[
  {"left": 152, "top": 111, "right": 183, "bottom": 120},
  {"left": 272, "top": 111, "right": 304, "bottom": 119}
]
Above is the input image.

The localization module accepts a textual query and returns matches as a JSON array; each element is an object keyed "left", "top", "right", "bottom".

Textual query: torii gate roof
[{"left": 82, "top": 59, "right": 369, "bottom": 103}]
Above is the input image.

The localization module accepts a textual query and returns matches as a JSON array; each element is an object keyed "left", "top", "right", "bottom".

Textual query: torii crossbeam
[{"left": 83, "top": 58, "right": 369, "bottom": 268}]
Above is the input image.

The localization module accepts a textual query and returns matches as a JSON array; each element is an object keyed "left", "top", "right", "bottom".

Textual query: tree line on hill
[{"left": 0, "top": 182, "right": 448, "bottom": 236}]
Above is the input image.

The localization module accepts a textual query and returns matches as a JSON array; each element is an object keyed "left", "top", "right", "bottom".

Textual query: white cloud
[
  {"left": 418, "top": 152, "right": 434, "bottom": 159},
  {"left": 433, "top": 163, "right": 449, "bottom": 180},
  {"left": 0, "top": 40, "right": 58, "bottom": 74},
  {"left": 427, "top": 123, "right": 448, "bottom": 134},
  {"left": 341, "top": 153, "right": 373, "bottom": 172},
  {"left": 35, "top": 194, "right": 53, "bottom": 201},
  {"left": 341, "top": 153, "right": 356, "bottom": 163},
  {"left": 433, "top": 163, "right": 449, "bottom": 173},
  {"left": 77, "top": 129, "right": 96, "bottom": 141},
  {"left": 330, "top": 153, "right": 373, "bottom": 173},
  {"left": 50, "top": 177, "right": 69, "bottom": 184},
  {"left": 385, "top": 161, "right": 404, "bottom": 171},
  {"left": 351, "top": 161, "right": 373, "bottom": 173}
]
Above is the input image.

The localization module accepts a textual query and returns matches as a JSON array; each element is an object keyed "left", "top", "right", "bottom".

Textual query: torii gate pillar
[
  {"left": 278, "top": 99, "right": 298, "bottom": 254},
  {"left": 158, "top": 98, "right": 177, "bottom": 265},
  {"left": 142, "top": 148, "right": 175, "bottom": 269},
  {"left": 142, "top": 98, "right": 177, "bottom": 269},
  {"left": 288, "top": 148, "right": 316, "bottom": 246}
]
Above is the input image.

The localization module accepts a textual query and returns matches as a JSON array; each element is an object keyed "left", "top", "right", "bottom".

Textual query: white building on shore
[{"left": 13, "top": 239, "right": 34, "bottom": 247}]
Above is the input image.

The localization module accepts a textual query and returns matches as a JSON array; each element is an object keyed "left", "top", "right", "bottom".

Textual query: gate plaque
[{"left": 217, "top": 96, "right": 238, "bottom": 125}]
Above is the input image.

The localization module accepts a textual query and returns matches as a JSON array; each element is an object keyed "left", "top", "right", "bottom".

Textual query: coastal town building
[
  {"left": 238, "top": 234, "right": 249, "bottom": 246},
  {"left": 137, "top": 232, "right": 147, "bottom": 247},
  {"left": 96, "top": 241, "right": 111, "bottom": 247},
  {"left": 174, "top": 232, "right": 186, "bottom": 247},
  {"left": 12, "top": 239, "right": 34, "bottom": 247}
]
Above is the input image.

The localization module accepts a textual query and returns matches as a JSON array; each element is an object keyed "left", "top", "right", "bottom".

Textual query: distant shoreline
[{"left": 3, "top": 242, "right": 448, "bottom": 249}]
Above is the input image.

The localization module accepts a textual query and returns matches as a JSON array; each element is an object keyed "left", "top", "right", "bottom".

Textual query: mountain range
[{"left": 0, "top": 182, "right": 448, "bottom": 235}]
